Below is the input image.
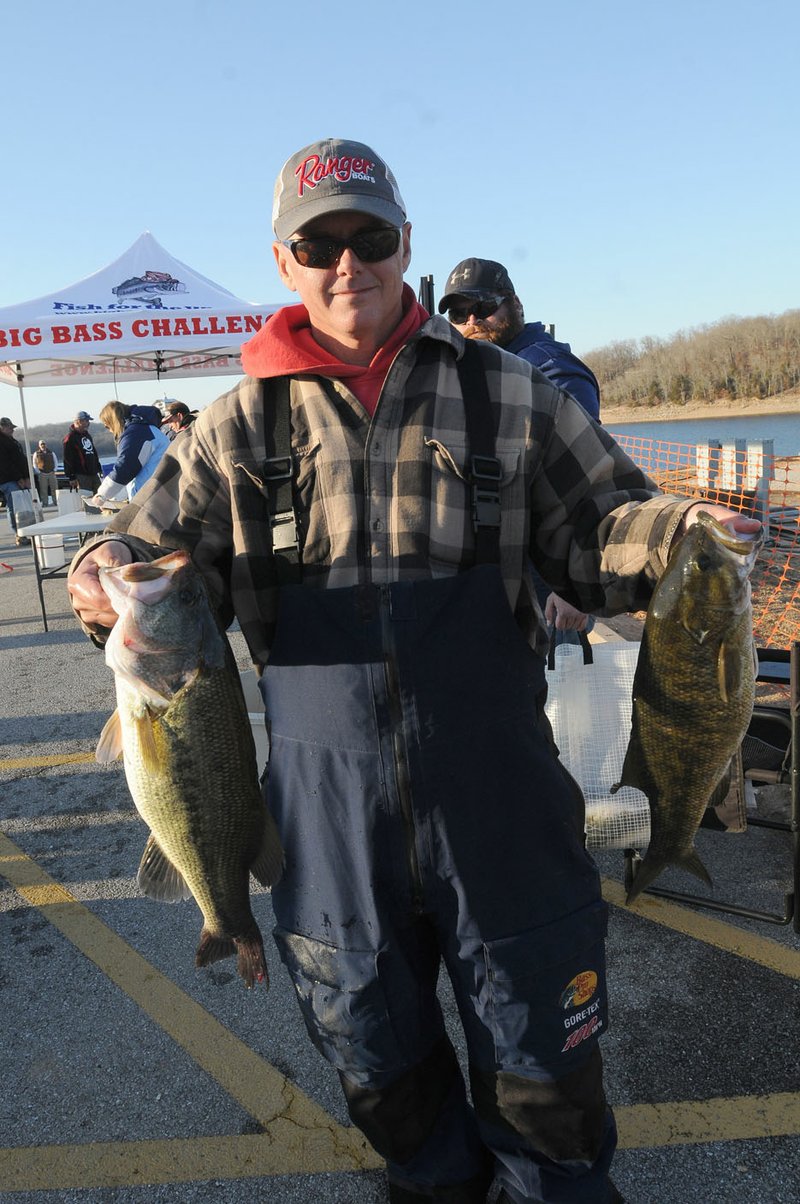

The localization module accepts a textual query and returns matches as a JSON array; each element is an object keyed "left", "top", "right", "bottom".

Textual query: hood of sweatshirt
[{"left": 240, "top": 284, "right": 428, "bottom": 387}]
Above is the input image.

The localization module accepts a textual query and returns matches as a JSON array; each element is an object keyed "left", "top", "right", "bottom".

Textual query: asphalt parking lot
[{"left": 1, "top": 524, "right": 799, "bottom": 1203}]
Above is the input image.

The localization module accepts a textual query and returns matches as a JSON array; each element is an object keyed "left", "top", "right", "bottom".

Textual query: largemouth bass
[
  {"left": 614, "top": 513, "right": 761, "bottom": 903},
  {"left": 96, "top": 550, "right": 284, "bottom": 987}
]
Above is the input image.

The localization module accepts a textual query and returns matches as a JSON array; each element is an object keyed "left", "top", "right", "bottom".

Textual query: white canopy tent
[{"left": 0, "top": 232, "right": 280, "bottom": 483}]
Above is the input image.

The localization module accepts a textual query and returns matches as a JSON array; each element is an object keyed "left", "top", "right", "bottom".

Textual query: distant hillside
[{"left": 584, "top": 309, "right": 800, "bottom": 412}]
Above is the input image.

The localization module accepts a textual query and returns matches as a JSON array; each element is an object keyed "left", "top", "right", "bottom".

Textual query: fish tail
[
  {"left": 195, "top": 928, "right": 237, "bottom": 969},
  {"left": 195, "top": 925, "right": 269, "bottom": 990},
  {"left": 626, "top": 846, "right": 712, "bottom": 905},
  {"left": 234, "top": 930, "right": 269, "bottom": 990}
]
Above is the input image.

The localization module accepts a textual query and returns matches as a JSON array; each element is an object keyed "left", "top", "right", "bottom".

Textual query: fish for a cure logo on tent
[{"left": 112, "top": 270, "right": 188, "bottom": 304}]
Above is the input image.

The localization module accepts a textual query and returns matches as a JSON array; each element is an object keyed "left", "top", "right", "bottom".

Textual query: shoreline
[{"left": 603, "top": 392, "right": 800, "bottom": 425}]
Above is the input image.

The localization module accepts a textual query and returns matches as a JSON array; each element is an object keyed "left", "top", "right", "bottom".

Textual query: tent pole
[{"left": 15, "top": 367, "right": 37, "bottom": 500}]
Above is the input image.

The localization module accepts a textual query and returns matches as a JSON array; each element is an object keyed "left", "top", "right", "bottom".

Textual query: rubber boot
[
  {"left": 388, "top": 1167, "right": 493, "bottom": 1202},
  {"left": 493, "top": 1181, "right": 624, "bottom": 1204}
]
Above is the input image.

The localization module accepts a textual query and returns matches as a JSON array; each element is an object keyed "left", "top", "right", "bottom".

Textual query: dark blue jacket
[
  {"left": 505, "top": 323, "right": 600, "bottom": 421},
  {"left": 106, "top": 405, "right": 170, "bottom": 495}
]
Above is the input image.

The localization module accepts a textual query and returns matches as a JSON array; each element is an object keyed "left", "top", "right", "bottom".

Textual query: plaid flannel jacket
[{"left": 87, "top": 317, "right": 692, "bottom": 666}]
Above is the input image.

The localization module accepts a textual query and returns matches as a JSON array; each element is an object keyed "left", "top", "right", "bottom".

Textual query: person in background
[
  {"left": 162, "top": 401, "right": 197, "bottom": 439},
  {"left": 439, "top": 259, "right": 600, "bottom": 418},
  {"left": 0, "top": 416, "right": 32, "bottom": 545},
  {"left": 62, "top": 411, "right": 102, "bottom": 493},
  {"left": 67, "top": 136, "right": 758, "bottom": 1204},
  {"left": 89, "top": 402, "right": 171, "bottom": 508},
  {"left": 440, "top": 258, "right": 601, "bottom": 641},
  {"left": 33, "top": 440, "right": 58, "bottom": 507}
]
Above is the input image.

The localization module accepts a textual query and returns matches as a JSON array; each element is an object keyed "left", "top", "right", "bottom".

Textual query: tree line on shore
[{"left": 584, "top": 308, "right": 800, "bottom": 411}]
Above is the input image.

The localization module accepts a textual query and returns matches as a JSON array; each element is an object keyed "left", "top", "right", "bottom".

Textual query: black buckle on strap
[
  {"left": 261, "top": 455, "right": 293, "bottom": 483},
  {"left": 471, "top": 455, "right": 502, "bottom": 483},
  {"left": 470, "top": 454, "right": 502, "bottom": 531}
]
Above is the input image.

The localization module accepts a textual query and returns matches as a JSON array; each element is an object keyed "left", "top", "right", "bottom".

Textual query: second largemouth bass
[{"left": 615, "top": 512, "right": 761, "bottom": 903}]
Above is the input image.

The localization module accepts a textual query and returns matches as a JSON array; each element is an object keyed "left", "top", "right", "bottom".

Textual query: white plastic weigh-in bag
[{"left": 544, "top": 637, "right": 651, "bottom": 849}]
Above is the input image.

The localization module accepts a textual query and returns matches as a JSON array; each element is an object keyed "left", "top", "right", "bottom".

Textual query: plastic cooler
[{"left": 34, "top": 534, "right": 67, "bottom": 569}]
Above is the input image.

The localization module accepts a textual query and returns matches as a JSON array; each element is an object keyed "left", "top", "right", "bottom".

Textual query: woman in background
[{"left": 90, "top": 402, "right": 170, "bottom": 508}]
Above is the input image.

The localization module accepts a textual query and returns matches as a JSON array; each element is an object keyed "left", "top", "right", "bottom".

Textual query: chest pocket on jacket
[{"left": 425, "top": 438, "right": 520, "bottom": 568}]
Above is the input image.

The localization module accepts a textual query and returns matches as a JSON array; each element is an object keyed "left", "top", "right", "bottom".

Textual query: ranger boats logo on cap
[
  {"left": 294, "top": 153, "right": 377, "bottom": 197},
  {"left": 272, "top": 138, "right": 406, "bottom": 242}
]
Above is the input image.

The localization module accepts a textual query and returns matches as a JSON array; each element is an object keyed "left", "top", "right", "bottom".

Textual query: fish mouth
[
  {"left": 696, "top": 511, "right": 764, "bottom": 561},
  {"left": 100, "top": 551, "right": 192, "bottom": 605}
]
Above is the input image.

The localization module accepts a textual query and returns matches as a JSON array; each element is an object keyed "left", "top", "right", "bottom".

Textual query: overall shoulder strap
[
  {"left": 260, "top": 375, "right": 302, "bottom": 586},
  {"left": 455, "top": 341, "right": 502, "bottom": 566}
]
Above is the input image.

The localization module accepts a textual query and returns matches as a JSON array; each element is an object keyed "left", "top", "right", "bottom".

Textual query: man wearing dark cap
[
  {"left": 439, "top": 258, "right": 600, "bottom": 420},
  {"left": 441, "top": 258, "right": 602, "bottom": 638},
  {"left": 67, "top": 137, "right": 756, "bottom": 1204},
  {"left": 0, "top": 416, "right": 32, "bottom": 545},
  {"left": 62, "top": 410, "right": 102, "bottom": 492},
  {"left": 161, "top": 401, "right": 197, "bottom": 439}
]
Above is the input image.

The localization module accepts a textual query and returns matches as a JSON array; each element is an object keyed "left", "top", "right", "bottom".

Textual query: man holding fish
[{"left": 68, "top": 138, "right": 760, "bottom": 1204}]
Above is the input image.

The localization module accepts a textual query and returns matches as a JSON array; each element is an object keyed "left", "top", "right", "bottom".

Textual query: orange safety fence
[{"left": 614, "top": 435, "right": 800, "bottom": 650}]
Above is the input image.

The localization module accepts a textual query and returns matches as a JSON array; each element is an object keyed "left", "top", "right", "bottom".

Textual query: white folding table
[{"left": 17, "top": 511, "right": 112, "bottom": 631}]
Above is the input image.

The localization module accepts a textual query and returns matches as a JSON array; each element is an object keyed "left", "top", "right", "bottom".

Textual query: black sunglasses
[
  {"left": 447, "top": 294, "right": 508, "bottom": 325},
  {"left": 282, "top": 226, "right": 402, "bottom": 270}
]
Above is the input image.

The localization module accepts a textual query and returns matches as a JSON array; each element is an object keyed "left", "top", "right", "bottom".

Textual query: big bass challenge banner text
[{"left": 0, "top": 310, "right": 268, "bottom": 351}]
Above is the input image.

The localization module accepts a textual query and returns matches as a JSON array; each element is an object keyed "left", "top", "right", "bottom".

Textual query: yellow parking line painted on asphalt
[
  {"left": 1, "top": 1089, "right": 799, "bottom": 1193},
  {"left": 2, "top": 836, "right": 797, "bottom": 1192},
  {"left": 617, "top": 1092, "right": 800, "bottom": 1149},
  {"left": 0, "top": 1130, "right": 378, "bottom": 1194},
  {"left": 0, "top": 750, "right": 99, "bottom": 770},
  {"left": 601, "top": 877, "right": 800, "bottom": 980},
  {"left": 0, "top": 831, "right": 381, "bottom": 1189}
]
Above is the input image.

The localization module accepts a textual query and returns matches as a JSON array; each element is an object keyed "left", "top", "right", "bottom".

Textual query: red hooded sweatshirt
[{"left": 240, "top": 284, "right": 429, "bottom": 416}]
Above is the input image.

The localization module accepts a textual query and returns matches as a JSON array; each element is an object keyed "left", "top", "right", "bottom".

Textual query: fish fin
[
  {"left": 195, "top": 926, "right": 269, "bottom": 989},
  {"left": 134, "top": 712, "right": 161, "bottom": 774},
  {"left": 234, "top": 932, "right": 269, "bottom": 989},
  {"left": 717, "top": 640, "right": 744, "bottom": 705},
  {"left": 137, "top": 833, "right": 192, "bottom": 902},
  {"left": 195, "top": 928, "right": 236, "bottom": 968},
  {"left": 679, "top": 847, "right": 714, "bottom": 889},
  {"left": 96, "top": 710, "right": 125, "bottom": 763},
  {"left": 250, "top": 811, "right": 285, "bottom": 888},
  {"left": 626, "top": 846, "right": 712, "bottom": 905}
]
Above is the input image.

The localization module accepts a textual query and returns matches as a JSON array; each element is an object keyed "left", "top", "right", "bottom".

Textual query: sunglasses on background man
[{"left": 446, "top": 295, "right": 509, "bottom": 325}]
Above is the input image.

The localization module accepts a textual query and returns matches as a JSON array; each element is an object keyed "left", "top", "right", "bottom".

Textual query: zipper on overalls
[{"left": 379, "top": 586, "right": 424, "bottom": 914}]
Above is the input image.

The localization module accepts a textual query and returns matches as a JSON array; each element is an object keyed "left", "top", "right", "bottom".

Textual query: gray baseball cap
[{"left": 272, "top": 138, "right": 406, "bottom": 241}]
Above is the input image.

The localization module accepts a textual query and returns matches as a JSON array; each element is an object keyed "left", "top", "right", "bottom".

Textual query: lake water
[{"left": 604, "top": 411, "right": 800, "bottom": 458}]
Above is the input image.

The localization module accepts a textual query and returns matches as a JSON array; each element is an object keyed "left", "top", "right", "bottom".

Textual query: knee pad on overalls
[
  {"left": 339, "top": 1035, "right": 460, "bottom": 1164},
  {"left": 470, "top": 1045, "right": 608, "bottom": 1164}
]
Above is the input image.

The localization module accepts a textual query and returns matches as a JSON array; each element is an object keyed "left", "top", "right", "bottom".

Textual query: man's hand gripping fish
[{"left": 96, "top": 550, "right": 284, "bottom": 987}]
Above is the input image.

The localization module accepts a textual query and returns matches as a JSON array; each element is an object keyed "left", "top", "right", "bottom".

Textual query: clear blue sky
[{"left": 1, "top": 0, "right": 797, "bottom": 426}]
